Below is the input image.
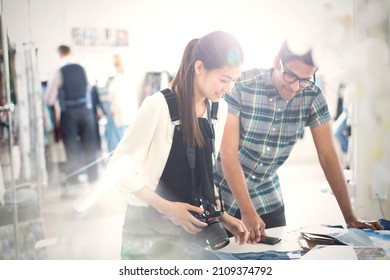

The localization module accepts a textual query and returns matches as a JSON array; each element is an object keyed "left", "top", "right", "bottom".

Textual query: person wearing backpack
[{"left": 107, "top": 31, "right": 248, "bottom": 259}]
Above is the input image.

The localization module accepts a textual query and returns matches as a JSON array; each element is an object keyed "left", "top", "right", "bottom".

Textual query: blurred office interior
[{"left": 0, "top": 0, "right": 389, "bottom": 259}]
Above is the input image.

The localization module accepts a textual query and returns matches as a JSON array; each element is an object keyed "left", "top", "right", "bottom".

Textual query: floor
[{"left": 37, "top": 128, "right": 345, "bottom": 260}]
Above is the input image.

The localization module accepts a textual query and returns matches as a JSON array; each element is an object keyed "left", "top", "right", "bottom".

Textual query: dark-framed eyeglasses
[{"left": 279, "top": 59, "right": 316, "bottom": 88}]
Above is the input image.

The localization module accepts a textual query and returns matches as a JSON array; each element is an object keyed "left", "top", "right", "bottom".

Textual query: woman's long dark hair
[{"left": 170, "top": 31, "right": 243, "bottom": 148}]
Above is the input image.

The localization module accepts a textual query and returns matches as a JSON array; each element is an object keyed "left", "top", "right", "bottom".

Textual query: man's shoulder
[
  {"left": 237, "top": 68, "right": 269, "bottom": 84},
  {"left": 301, "top": 83, "right": 323, "bottom": 99}
]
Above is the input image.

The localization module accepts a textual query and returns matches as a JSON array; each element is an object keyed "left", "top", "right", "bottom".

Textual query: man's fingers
[
  {"left": 247, "top": 228, "right": 260, "bottom": 244},
  {"left": 254, "top": 227, "right": 262, "bottom": 243}
]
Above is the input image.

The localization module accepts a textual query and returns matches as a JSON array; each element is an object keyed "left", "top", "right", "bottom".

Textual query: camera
[{"left": 195, "top": 201, "right": 230, "bottom": 250}]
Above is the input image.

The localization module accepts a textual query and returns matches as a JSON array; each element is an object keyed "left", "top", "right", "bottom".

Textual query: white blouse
[{"left": 107, "top": 91, "right": 228, "bottom": 206}]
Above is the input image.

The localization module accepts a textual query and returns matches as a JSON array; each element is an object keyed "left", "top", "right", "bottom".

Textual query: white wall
[{"left": 3, "top": 0, "right": 353, "bottom": 98}]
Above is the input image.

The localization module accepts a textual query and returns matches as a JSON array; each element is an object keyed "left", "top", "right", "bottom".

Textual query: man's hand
[
  {"left": 347, "top": 219, "right": 382, "bottom": 230},
  {"left": 241, "top": 210, "right": 266, "bottom": 244}
]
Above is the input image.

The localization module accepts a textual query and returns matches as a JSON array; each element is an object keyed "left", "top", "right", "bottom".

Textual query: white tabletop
[{"left": 220, "top": 226, "right": 302, "bottom": 254}]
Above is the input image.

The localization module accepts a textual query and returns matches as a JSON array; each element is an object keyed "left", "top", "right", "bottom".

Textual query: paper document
[
  {"left": 301, "top": 245, "right": 390, "bottom": 260},
  {"left": 298, "top": 225, "right": 390, "bottom": 247}
]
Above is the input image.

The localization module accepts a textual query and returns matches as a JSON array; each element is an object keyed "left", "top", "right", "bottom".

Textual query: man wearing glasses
[{"left": 214, "top": 40, "right": 382, "bottom": 243}]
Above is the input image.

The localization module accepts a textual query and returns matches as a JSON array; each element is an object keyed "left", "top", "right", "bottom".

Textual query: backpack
[{"left": 160, "top": 87, "right": 218, "bottom": 161}]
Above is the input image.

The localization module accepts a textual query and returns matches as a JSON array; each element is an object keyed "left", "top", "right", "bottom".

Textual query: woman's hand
[
  {"left": 220, "top": 212, "right": 249, "bottom": 245},
  {"left": 133, "top": 187, "right": 208, "bottom": 234},
  {"left": 160, "top": 201, "right": 208, "bottom": 234}
]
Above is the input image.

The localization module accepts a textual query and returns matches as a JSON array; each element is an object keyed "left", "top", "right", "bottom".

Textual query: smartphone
[{"left": 258, "top": 235, "right": 281, "bottom": 245}]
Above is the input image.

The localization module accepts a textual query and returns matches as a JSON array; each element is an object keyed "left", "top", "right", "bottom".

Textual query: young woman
[{"left": 108, "top": 31, "right": 248, "bottom": 259}]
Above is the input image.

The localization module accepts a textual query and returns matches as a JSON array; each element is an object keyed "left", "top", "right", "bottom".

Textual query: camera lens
[{"left": 205, "top": 219, "right": 230, "bottom": 250}]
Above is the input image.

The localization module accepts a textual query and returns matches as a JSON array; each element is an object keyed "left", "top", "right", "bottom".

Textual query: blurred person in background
[
  {"left": 45, "top": 45, "right": 98, "bottom": 191},
  {"left": 106, "top": 54, "right": 138, "bottom": 152}
]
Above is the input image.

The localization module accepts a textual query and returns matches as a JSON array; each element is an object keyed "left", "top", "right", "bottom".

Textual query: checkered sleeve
[
  {"left": 224, "top": 83, "right": 242, "bottom": 117},
  {"left": 307, "top": 90, "right": 331, "bottom": 128}
]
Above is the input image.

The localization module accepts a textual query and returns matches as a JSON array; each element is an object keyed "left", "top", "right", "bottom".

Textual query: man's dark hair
[
  {"left": 58, "top": 45, "right": 71, "bottom": 56},
  {"left": 278, "top": 40, "right": 315, "bottom": 67}
]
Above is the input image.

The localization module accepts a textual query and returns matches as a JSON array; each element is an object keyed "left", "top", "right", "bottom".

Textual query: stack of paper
[{"left": 297, "top": 225, "right": 390, "bottom": 260}]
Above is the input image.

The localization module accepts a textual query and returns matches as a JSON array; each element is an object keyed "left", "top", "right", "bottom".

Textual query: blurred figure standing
[
  {"left": 90, "top": 83, "right": 107, "bottom": 156},
  {"left": 45, "top": 45, "right": 98, "bottom": 189},
  {"left": 106, "top": 54, "right": 137, "bottom": 152}
]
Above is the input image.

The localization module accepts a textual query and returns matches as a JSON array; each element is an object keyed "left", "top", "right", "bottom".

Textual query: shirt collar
[{"left": 264, "top": 68, "right": 279, "bottom": 99}]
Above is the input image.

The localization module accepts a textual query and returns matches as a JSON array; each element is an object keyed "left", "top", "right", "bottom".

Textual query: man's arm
[
  {"left": 220, "top": 112, "right": 266, "bottom": 243},
  {"left": 311, "top": 122, "right": 381, "bottom": 230},
  {"left": 44, "top": 70, "right": 61, "bottom": 105}
]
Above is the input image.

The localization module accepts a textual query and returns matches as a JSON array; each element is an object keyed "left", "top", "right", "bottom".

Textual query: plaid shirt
[{"left": 214, "top": 68, "right": 331, "bottom": 216}]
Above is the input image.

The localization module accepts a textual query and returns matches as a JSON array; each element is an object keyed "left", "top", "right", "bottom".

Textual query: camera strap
[{"left": 207, "top": 101, "right": 225, "bottom": 213}]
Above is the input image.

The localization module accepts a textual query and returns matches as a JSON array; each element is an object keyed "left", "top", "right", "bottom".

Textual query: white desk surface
[
  {"left": 220, "top": 226, "right": 302, "bottom": 254},
  {"left": 220, "top": 226, "right": 390, "bottom": 260}
]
